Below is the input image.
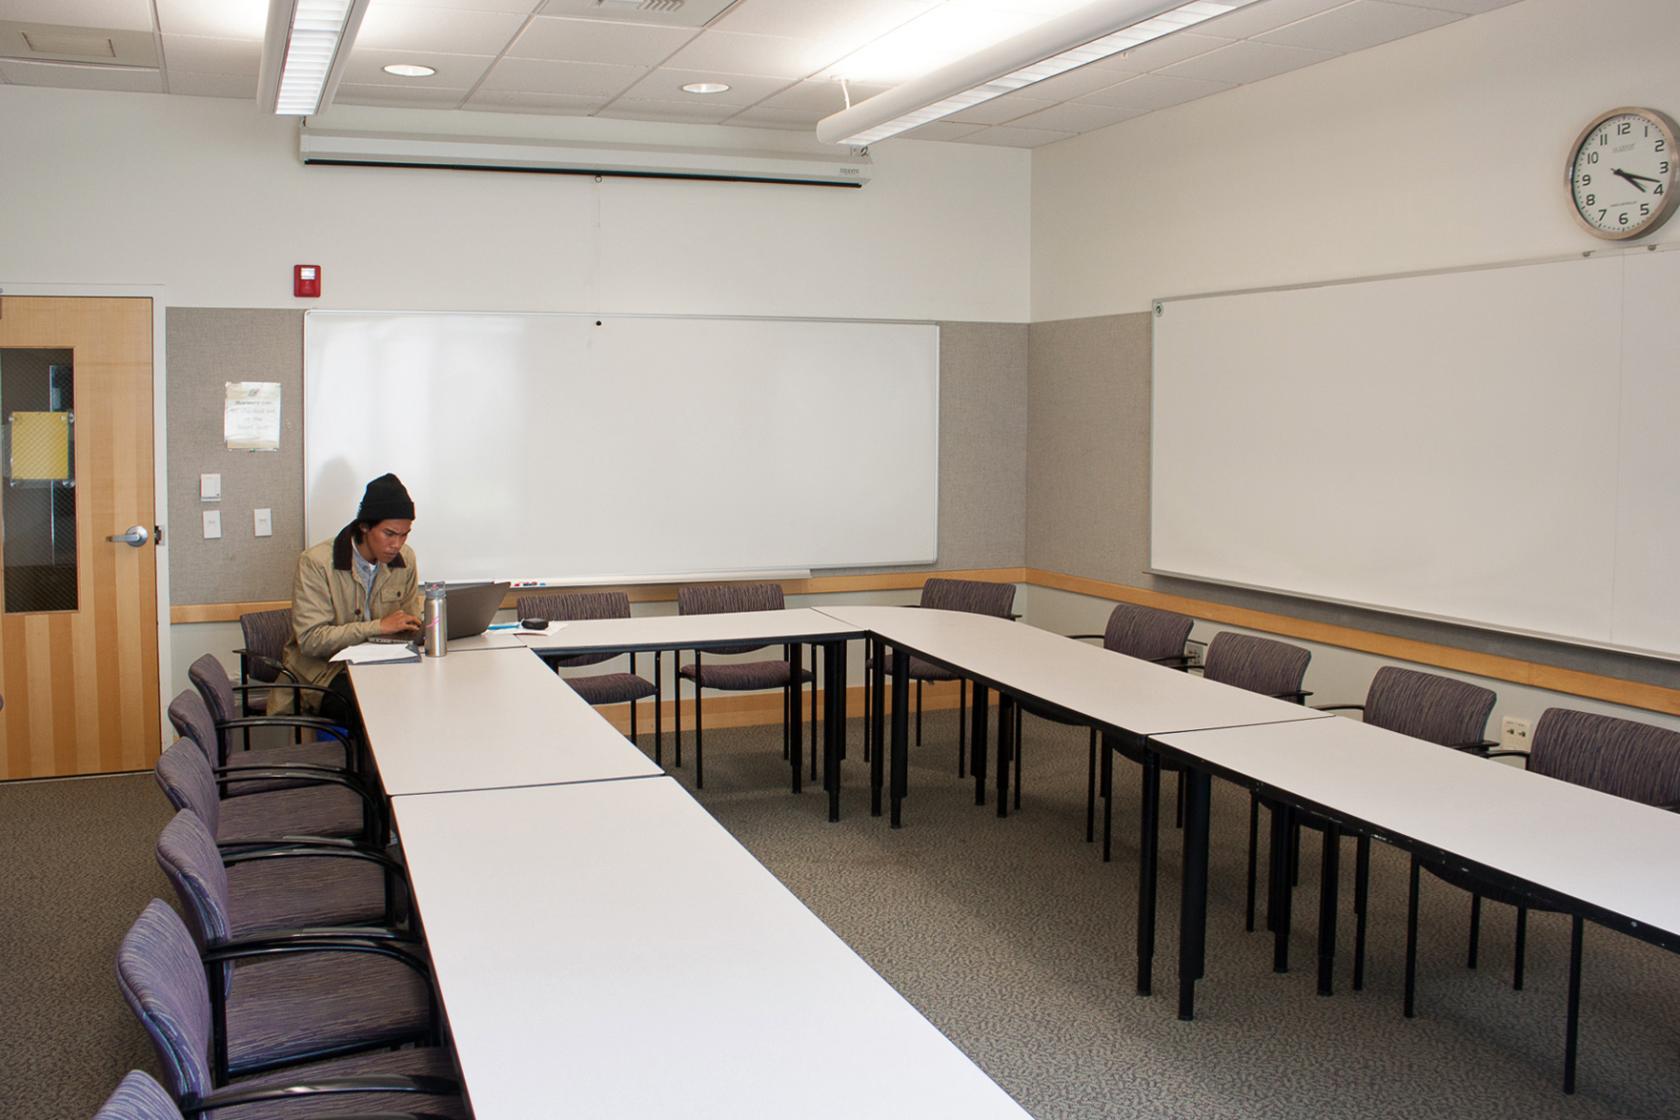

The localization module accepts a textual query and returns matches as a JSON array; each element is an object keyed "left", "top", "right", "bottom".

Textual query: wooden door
[{"left": 0, "top": 297, "right": 158, "bottom": 778}]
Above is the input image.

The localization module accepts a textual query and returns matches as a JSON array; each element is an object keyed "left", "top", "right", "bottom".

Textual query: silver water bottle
[{"left": 422, "top": 581, "right": 447, "bottom": 658}]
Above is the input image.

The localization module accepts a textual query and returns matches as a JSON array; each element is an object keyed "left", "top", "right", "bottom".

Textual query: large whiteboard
[
  {"left": 305, "top": 312, "right": 939, "bottom": 583},
  {"left": 1151, "top": 248, "right": 1680, "bottom": 659}
]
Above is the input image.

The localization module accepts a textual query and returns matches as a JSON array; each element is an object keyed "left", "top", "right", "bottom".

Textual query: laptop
[{"left": 443, "top": 580, "right": 512, "bottom": 640}]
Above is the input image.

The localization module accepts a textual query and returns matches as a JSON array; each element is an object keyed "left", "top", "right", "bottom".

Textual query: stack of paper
[{"left": 331, "top": 642, "right": 420, "bottom": 665}]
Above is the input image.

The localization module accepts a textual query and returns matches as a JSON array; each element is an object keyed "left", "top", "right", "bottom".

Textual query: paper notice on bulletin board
[{"left": 225, "top": 382, "right": 281, "bottom": 451}]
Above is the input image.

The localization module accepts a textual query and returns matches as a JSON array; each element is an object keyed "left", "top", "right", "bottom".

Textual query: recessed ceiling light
[
  {"left": 682, "top": 81, "right": 730, "bottom": 95},
  {"left": 383, "top": 63, "right": 436, "bottom": 78}
]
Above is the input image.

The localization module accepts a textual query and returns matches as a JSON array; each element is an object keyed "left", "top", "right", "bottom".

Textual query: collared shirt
[{"left": 350, "top": 540, "right": 379, "bottom": 620}]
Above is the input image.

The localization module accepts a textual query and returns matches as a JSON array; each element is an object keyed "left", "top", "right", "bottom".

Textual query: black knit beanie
[{"left": 357, "top": 473, "right": 415, "bottom": 524}]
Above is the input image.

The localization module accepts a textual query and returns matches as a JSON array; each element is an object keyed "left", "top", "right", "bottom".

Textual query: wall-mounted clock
[{"left": 1567, "top": 107, "right": 1678, "bottom": 240}]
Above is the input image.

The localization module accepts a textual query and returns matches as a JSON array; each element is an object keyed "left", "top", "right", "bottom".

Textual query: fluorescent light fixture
[
  {"left": 682, "top": 81, "right": 731, "bottom": 94},
  {"left": 383, "top": 63, "right": 437, "bottom": 78},
  {"left": 816, "top": 0, "right": 1259, "bottom": 147},
  {"left": 258, "top": 0, "right": 372, "bottom": 116}
]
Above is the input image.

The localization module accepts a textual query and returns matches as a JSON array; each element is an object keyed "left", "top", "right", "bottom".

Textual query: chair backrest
[
  {"left": 1202, "top": 632, "right": 1311, "bottom": 700},
  {"left": 1103, "top": 603, "right": 1194, "bottom": 663},
  {"left": 154, "top": 738, "right": 220, "bottom": 835},
  {"left": 237, "top": 608, "right": 291, "bottom": 685},
  {"left": 115, "top": 900, "right": 215, "bottom": 1104},
  {"left": 1363, "top": 666, "right": 1495, "bottom": 747},
  {"left": 93, "top": 1070, "right": 182, "bottom": 1120},
  {"left": 919, "top": 578, "right": 1015, "bottom": 618},
  {"left": 1529, "top": 708, "right": 1680, "bottom": 806},
  {"left": 155, "top": 810, "right": 235, "bottom": 984},
  {"left": 166, "top": 690, "right": 219, "bottom": 766},
  {"left": 519, "top": 590, "right": 632, "bottom": 668},
  {"left": 677, "top": 583, "right": 785, "bottom": 657},
  {"left": 187, "top": 654, "right": 239, "bottom": 728}
]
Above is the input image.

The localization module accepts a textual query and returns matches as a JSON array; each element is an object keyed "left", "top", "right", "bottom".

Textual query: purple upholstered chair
[
  {"left": 519, "top": 591, "right": 660, "bottom": 756},
  {"left": 92, "top": 1068, "right": 451, "bottom": 1120},
  {"left": 185, "top": 656, "right": 359, "bottom": 773},
  {"left": 116, "top": 901, "right": 464, "bottom": 1119},
  {"left": 155, "top": 736, "right": 379, "bottom": 846},
  {"left": 169, "top": 689, "right": 355, "bottom": 796},
  {"left": 1406, "top": 707, "right": 1680, "bottom": 1093},
  {"left": 674, "top": 583, "right": 814, "bottom": 789}
]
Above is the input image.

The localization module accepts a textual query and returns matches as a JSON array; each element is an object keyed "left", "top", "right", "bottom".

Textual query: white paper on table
[
  {"left": 224, "top": 381, "right": 282, "bottom": 451},
  {"left": 331, "top": 642, "right": 420, "bottom": 664}
]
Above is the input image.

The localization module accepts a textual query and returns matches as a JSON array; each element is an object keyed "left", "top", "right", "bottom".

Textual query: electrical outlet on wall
[
  {"left": 1500, "top": 716, "right": 1531, "bottom": 750},
  {"left": 202, "top": 510, "right": 221, "bottom": 540},
  {"left": 1184, "top": 640, "right": 1206, "bottom": 668}
]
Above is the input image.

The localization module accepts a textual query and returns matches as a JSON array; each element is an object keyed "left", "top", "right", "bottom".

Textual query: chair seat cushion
[
  {"left": 221, "top": 740, "right": 353, "bottom": 794},
  {"left": 879, "top": 650, "right": 960, "bottom": 683},
  {"left": 216, "top": 783, "right": 368, "bottom": 843},
  {"left": 679, "top": 660, "right": 813, "bottom": 691},
  {"left": 567, "top": 672, "right": 657, "bottom": 706},
  {"left": 212, "top": 1042, "right": 466, "bottom": 1120},
  {"left": 225, "top": 949, "right": 433, "bottom": 1075},
  {"left": 227, "top": 856, "right": 391, "bottom": 936}
]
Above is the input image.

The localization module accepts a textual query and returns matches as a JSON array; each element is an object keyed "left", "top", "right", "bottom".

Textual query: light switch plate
[
  {"left": 202, "top": 510, "right": 222, "bottom": 540},
  {"left": 253, "top": 508, "right": 272, "bottom": 537},
  {"left": 200, "top": 473, "right": 221, "bottom": 501}
]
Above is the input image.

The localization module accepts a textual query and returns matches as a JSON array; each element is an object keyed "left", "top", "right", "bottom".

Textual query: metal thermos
[{"left": 422, "top": 582, "right": 447, "bottom": 658}]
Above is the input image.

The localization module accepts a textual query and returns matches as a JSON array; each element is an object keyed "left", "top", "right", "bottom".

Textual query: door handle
[{"left": 107, "top": 524, "right": 150, "bottom": 547}]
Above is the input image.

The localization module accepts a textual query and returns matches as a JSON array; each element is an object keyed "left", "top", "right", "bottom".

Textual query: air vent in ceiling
[
  {"left": 22, "top": 30, "right": 115, "bottom": 58},
  {"left": 537, "top": 0, "right": 737, "bottom": 29},
  {"left": 0, "top": 21, "right": 157, "bottom": 66}
]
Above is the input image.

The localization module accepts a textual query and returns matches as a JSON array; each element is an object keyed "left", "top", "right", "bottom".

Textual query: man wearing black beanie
[{"left": 275, "top": 473, "right": 422, "bottom": 717}]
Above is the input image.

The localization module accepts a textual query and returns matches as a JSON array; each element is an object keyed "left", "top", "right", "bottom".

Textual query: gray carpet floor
[{"left": 4, "top": 712, "right": 1679, "bottom": 1118}]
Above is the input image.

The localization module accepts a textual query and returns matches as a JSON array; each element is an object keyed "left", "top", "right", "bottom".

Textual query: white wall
[
  {"left": 1031, "top": 0, "right": 1680, "bottom": 320},
  {"left": 1, "top": 87, "right": 1031, "bottom": 321}
]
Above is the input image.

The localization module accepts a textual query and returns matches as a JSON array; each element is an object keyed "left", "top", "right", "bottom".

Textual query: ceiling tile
[
  {"left": 714, "top": 0, "right": 934, "bottom": 47},
  {"left": 464, "top": 88, "right": 605, "bottom": 113},
  {"left": 0, "top": 56, "right": 162, "bottom": 90},
  {"left": 1079, "top": 72, "right": 1232, "bottom": 112},
  {"left": 354, "top": 5, "right": 528, "bottom": 56},
  {"left": 160, "top": 34, "right": 260, "bottom": 77},
  {"left": 1007, "top": 100, "right": 1145, "bottom": 134},
  {"left": 383, "top": 0, "right": 542, "bottom": 11},
  {"left": 510, "top": 17, "right": 697, "bottom": 66},
  {"left": 596, "top": 97, "right": 737, "bottom": 124},
  {"left": 341, "top": 48, "right": 497, "bottom": 87},
  {"left": 479, "top": 56, "right": 644, "bottom": 97},
  {"left": 0, "top": 0, "right": 153, "bottom": 32},
  {"left": 1193, "top": 0, "right": 1355, "bottom": 40},
  {"left": 1255, "top": 0, "right": 1462, "bottom": 53},
  {"left": 662, "top": 30, "right": 833, "bottom": 80},
  {"left": 897, "top": 120, "right": 983, "bottom": 142},
  {"left": 154, "top": 0, "right": 266, "bottom": 39},
  {"left": 756, "top": 77, "right": 886, "bottom": 114},
  {"left": 1385, "top": 0, "right": 1520, "bottom": 12},
  {"left": 1001, "top": 62, "right": 1131, "bottom": 104},
  {"left": 726, "top": 106, "right": 822, "bottom": 131},
  {"left": 617, "top": 67, "right": 789, "bottom": 106},
  {"left": 1162, "top": 40, "right": 1335, "bottom": 85},
  {"left": 1099, "top": 31, "right": 1233, "bottom": 74},
  {"left": 538, "top": 0, "right": 735, "bottom": 27},
  {"left": 166, "top": 70, "right": 254, "bottom": 98},
  {"left": 947, "top": 94, "right": 1054, "bottom": 126},
  {"left": 333, "top": 82, "right": 470, "bottom": 108},
  {"left": 960, "top": 124, "right": 1073, "bottom": 148}
]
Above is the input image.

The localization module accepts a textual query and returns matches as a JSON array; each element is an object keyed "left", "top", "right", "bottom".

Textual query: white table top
[
  {"left": 819, "top": 605, "right": 1330, "bottom": 738},
  {"left": 394, "top": 778, "right": 1031, "bottom": 1119},
  {"left": 350, "top": 648, "right": 662, "bottom": 796},
  {"left": 515, "top": 606, "right": 864, "bottom": 654},
  {"left": 1154, "top": 717, "right": 1680, "bottom": 942}
]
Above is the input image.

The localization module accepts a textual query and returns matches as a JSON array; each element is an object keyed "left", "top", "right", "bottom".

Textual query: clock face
[{"left": 1568, "top": 108, "right": 1679, "bottom": 240}]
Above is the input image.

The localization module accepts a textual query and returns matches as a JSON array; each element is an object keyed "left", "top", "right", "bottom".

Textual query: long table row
[{"left": 352, "top": 604, "right": 1680, "bottom": 1113}]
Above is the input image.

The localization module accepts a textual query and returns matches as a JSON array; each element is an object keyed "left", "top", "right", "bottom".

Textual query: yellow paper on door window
[{"left": 10, "top": 411, "right": 71, "bottom": 480}]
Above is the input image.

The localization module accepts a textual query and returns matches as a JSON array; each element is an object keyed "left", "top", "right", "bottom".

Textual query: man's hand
[{"left": 379, "top": 609, "right": 423, "bottom": 635}]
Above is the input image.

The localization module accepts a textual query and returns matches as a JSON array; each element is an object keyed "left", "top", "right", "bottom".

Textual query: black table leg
[
  {"left": 653, "top": 650, "right": 663, "bottom": 767},
  {"left": 1138, "top": 749, "right": 1160, "bottom": 997},
  {"left": 789, "top": 642, "right": 803, "bottom": 795},
  {"left": 1271, "top": 804, "right": 1294, "bottom": 974},
  {"left": 826, "top": 641, "right": 843, "bottom": 823},
  {"left": 890, "top": 647, "right": 909, "bottom": 828},
  {"left": 870, "top": 637, "right": 885, "bottom": 817},
  {"left": 970, "top": 682, "right": 989, "bottom": 807},
  {"left": 1317, "top": 822, "right": 1340, "bottom": 996},
  {"left": 1177, "top": 766, "right": 1213, "bottom": 1021},
  {"left": 995, "top": 694, "right": 1014, "bottom": 818},
  {"left": 1101, "top": 737, "right": 1115, "bottom": 863}
]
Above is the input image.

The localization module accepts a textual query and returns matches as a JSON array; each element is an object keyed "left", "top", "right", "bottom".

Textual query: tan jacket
[{"left": 275, "top": 522, "right": 422, "bottom": 714}]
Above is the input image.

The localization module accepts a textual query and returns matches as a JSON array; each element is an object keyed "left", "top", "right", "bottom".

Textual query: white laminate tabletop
[
  {"left": 819, "top": 605, "right": 1331, "bottom": 738},
  {"left": 350, "top": 648, "right": 661, "bottom": 796},
  {"left": 515, "top": 606, "right": 864, "bottom": 653},
  {"left": 1154, "top": 717, "right": 1680, "bottom": 941},
  {"left": 394, "top": 778, "right": 1032, "bottom": 1119}
]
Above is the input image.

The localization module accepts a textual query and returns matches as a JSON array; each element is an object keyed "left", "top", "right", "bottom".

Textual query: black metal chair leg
[
  {"left": 915, "top": 680, "right": 923, "bottom": 746},
  {"left": 1245, "top": 794, "right": 1260, "bottom": 933},
  {"left": 1404, "top": 857, "right": 1421, "bottom": 1018},
  {"left": 863, "top": 652, "right": 871, "bottom": 762},
  {"left": 1563, "top": 915, "right": 1583, "bottom": 1094},
  {"left": 1012, "top": 704, "right": 1022, "bottom": 811},
  {"left": 809, "top": 648, "right": 818, "bottom": 783},
  {"left": 1352, "top": 834, "right": 1370, "bottom": 991},
  {"left": 674, "top": 651, "right": 683, "bottom": 768},
  {"left": 694, "top": 651, "right": 704, "bottom": 790},
  {"left": 1085, "top": 728, "right": 1097, "bottom": 843},
  {"left": 957, "top": 679, "right": 968, "bottom": 779},
  {"left": 653, "top": 651, "right": 663, "bottom": 767},
  {"left": 629, "top": 652, "right": 639, "bottom": 744}
]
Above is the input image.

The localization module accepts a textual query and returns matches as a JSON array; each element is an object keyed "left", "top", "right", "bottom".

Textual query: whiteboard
[
  {"left": 1151, "top": 248, "right": 1680, "bottom": 659},
  {"left": 304, "top": 312, "right": 939, "bottom": 583}
]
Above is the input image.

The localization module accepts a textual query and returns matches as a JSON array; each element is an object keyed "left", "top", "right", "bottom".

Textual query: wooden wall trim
[{"left": 1028, "top": 568, "right": 1680, "bottom": 718}]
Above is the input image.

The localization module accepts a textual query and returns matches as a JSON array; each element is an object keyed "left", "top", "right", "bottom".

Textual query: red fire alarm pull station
[{"left": 293, "top": 265, "right": 322, "bottom": 298}]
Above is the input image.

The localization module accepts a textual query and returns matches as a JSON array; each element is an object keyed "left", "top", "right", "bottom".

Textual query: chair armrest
[
  {"left": 233, "top": 649, "right": 299, "bottom": 685},
  {"left": 207, "top": 766, "right": 380, "bottom": 819},
  {"left": 1149, "top": 654, "right": 1193, "bottom": 670},
  {"left": 216, "top": 834, "right": 382, "bottom": 856},
  {"left": 1065, "top": 633, "right": 1103, "bottom": 642},
  {"left": 229, "top": 680, "right": 336, "bottom": 700},
  {"left": 204, "top": 934, "right": 432, "bottom": 983},
  {"left": 1313, "top": 703, "right": 1366, "bottom": 714},
  {"left": 187, "top": 1074, "right": 459, "bottom": 1116},
  {"left": 1479, "top": 749, "right": 1531, "bottom": 765}
]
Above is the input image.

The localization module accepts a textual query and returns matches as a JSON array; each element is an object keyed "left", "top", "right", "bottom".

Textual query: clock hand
[
  {"left": 1611, "top": 168, "right": 1649, "bottom": 193},
  {"left": 1624, "top": 170, "right": 1663, "bottom": 185}
]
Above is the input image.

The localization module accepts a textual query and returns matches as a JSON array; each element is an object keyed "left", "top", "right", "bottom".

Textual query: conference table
[{"left": 392, "top": 777, "right": 1031, "bottom": 1119}]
